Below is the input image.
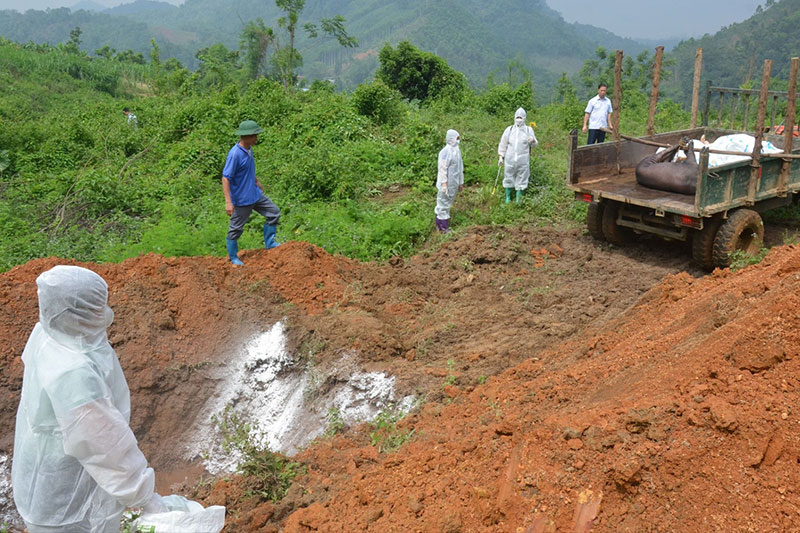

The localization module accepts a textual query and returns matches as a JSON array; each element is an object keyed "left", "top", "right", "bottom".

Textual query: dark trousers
[
  {"left": 587, "top": 129, "right": 606, "bottom": 144},
  {"left": 227, "top": 194, "right": 281, "bottom": 240}
]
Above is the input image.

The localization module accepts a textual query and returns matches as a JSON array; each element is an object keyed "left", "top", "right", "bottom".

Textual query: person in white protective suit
[
  {"left": 434, "top": 129, "right": 464, "bottom": 233},
  {"left": 12, "top": 265, "right": 166, "bottom": 532},
  {"left": 497, "top": 107, "right": 538, "bottom": 204}
]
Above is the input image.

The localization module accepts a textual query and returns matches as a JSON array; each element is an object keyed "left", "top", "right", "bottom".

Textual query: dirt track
[{"left": 2, "top": 225, "right": 800, "bottom": 531}]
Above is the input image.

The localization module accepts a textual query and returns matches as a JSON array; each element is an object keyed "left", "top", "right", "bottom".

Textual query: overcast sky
[
  {"left": 0, "top": 0, "right": 183, "bottom": 10},
  {"left": 0, "top": 0, "right": 769, "bottom": 40},
  {"left": 545, "top": 0, "right": 767, "bottom": 39}
]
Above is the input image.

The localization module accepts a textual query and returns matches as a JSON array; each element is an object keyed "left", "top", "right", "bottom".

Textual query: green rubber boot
[
  {"left": 504, "top": 187, "right": 512, "bottom": 204},
  {"left": 515, "top": 189, "right": 523, "bottom": 204}
]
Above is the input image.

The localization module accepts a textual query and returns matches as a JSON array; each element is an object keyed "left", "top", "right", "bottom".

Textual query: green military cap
[{"left": 235, "top": 120, "right": 264, "bottom": 136}]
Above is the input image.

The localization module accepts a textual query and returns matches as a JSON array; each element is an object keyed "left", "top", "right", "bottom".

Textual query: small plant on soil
[
  {"left": 369, "top": 409, "right": 414, "bottom": 453},
  {"left": 443, "top": 359, "right": 458, "bottom": 386},
  {"left": 729, "top": 247, "right": 768, "bottom": 271},
  {"left": 212, "top": 407, "right": 306, "bottom": 502},
  {"left": 324, "top": 406, "right": 345, "bottom": 437}
]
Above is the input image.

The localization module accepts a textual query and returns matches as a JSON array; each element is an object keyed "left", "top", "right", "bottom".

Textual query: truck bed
[
  {"left": 576, "top": 168, "right": 696, "bottom": 214},
  {"left": 568, "top": 127, "right": 800, "bottom": 217}
]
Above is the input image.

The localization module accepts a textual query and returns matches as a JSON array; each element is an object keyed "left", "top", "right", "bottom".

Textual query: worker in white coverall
[
  {"left": 497, "top": 107, "right": 538, "bottom": 204},
  {"left": 434, "top": 129, "right": 464, "bottom": 233},
  {"left": 12, "top": 265, "right": 166, "bottom": 532}
]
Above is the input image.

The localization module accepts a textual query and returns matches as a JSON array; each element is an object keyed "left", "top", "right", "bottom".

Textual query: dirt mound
[
  {"left": 276, "top": 244, "right": 800, "bottom": 532},
  {"left": 4, "top": 227, "right": 798, "bottom": 531},
  {"left": 0, "top": 243, "right": 351, "bottom": 462}
]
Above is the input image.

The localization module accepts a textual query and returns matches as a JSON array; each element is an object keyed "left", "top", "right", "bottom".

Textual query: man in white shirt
[
  {"left": 123, "top": 107, "right": 138, "bottom": 128},
  {"left": 582, "top": 83, "right": 613, "bottom": 144}
]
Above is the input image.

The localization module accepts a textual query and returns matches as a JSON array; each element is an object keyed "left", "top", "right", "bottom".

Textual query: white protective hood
[{"left": 12, "top": 266, "right": 155, "bottom": 529}]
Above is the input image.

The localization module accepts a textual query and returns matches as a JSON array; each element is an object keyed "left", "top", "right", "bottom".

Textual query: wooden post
[
  {"left": 748, "top": 60, "right": 773, "bottom": 205},
  {"left": 691, "top": 48, "right": 703, "bottom": 128},
  {"left": 729, "top": 93, "right": 739, "bottom": 129},
  {"left": 771, "top": 95, "right": 779, "bottom": 130},
  {"left": 702, "top": 80, "right": 712, "bottom": 127},
  {"left": 778, "top": 57, "right": 799, "bottom": 196},
  {"left": 646, "top": 46, "right": 664, "bottom": 136},
  {"left": 717, "top": 92, "right": 725, "bottom": 127},
  {"left": 568, "top": 129, "right": 579, "bottom": 186},
  {"left": 613, "top": 50, "right": 623, "bottom": 174},
  {"left": 742, "top": 94, "right": 751, "bottom": 131}
]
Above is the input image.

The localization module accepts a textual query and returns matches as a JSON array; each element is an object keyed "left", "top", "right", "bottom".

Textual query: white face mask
[{"left": 515, "top": 118, "right": 524, "bottom": 127}]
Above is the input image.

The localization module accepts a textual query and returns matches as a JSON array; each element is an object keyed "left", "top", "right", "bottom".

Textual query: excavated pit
[{"left": 2, "top": 225, "right": 800, "bottom": 531}]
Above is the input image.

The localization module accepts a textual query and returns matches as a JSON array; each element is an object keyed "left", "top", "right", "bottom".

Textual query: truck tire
[
  {"left": 691, "top": 217, "right": 723, "bottom": 271},
  {"left": 601, "top": 201, "right": 633, "bottom": 245},
  {"left": 586, "top": 202, "right": 605, "bottom": 241},
  {"left": 712, "top": 209, "right": 764, "bottom": 268}
]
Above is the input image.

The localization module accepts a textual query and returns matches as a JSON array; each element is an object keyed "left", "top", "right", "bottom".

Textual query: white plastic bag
[{"left": 133, "top": 495, "right": 225, "bottom": 533}]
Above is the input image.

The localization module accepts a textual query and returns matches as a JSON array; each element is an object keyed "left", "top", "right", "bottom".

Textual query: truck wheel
[
  {"left": 586, "top": 202, "right": 605, "bottom": 241},
  {"left": 601, "top": 201, "right": 633, "bottom": 245},
  {"left": 712, "top": 209, "right": 764, "bottom": 268},
  {"left": 691, "top": 218, "right": 723, "bottom": 271}
]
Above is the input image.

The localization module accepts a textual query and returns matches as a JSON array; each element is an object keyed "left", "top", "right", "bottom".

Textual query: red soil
[{"left": 2, "top": 229, "right": 799, "bottom": 531}]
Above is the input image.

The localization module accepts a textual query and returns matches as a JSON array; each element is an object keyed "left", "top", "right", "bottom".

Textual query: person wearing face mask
[
  {"left": 12, "top": 265, "right": 167, "bottom": 532},
  {"left": 434, "top": 129, "right": 464, "bottom": 233},
  {"left": 497, "top": 108, "right": 538, "bottom": 204}
]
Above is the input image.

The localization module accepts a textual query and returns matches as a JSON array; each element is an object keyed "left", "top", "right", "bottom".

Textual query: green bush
[
  {"left": 476, "top": 81, "right": 535, "bottom": 117},
  {"left": 351, "top": 79, "right": 404, "bottom": 125}
]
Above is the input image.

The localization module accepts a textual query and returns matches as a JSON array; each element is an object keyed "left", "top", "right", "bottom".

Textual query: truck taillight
[
  {"left": 679, "top": 215, "right": 702, "bottom": 229},
  {"left": 580, "top": 193, "right": 593, "bottom": 203}
]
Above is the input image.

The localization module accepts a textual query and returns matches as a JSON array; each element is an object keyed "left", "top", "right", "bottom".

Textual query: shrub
[
  {"left": 351, "top": 79, "right": 404, "bottom": 125},
  {"left": 212, "top": 407, "right": 305, "bottom": 502}
]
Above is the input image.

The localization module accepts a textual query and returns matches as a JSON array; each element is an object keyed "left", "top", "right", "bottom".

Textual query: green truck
[{"left": 568, "top": 94, "right": 799, "bottom": 270}]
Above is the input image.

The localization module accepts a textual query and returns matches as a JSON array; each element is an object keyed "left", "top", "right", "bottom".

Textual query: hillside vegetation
[
  {"left": 668, "top": 0, "right": 800, "bottom": 99},
  {"left": 0, "top": 0, "right": 645, "bottom": 93},
  {"left": 0, "top": 34, "right": 699, "bottom": 273}
]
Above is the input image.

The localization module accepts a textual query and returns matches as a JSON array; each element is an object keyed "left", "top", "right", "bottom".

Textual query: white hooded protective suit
[
  {"left": 12, "top": 266, "right": 156, "bottom": 532},
  {"left": 434, "top": 129, "right": 464, "bottom": 220},
  {"left": 498, "top": 107, "right": 538, "bottom": 190}
]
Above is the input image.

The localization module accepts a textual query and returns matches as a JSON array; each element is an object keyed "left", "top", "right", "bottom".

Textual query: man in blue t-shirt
[
  {"left": 222, "top": 120, "right": 281, "bottom": 266},
  {"left": 582, "top": 83, "right": 613, "bottom": 144}
]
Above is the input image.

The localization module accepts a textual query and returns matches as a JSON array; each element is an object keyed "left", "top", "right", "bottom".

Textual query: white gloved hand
[
  {"left": 528, "top": 137, "right": 536, "bottom": 144},
  {"left": 142, "top": 493, "right": 168, "bottom": 514},
  {"left": 497, "top": 156, "right": 503, "bottom": 167}
]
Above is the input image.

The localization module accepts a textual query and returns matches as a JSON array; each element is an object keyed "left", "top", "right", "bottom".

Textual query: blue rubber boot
[
  {"left": 504, "top": 187, "right": 512, "bottom": 204},
  {"left": 226, "top": 238, "right": 244, "bottom": 266},
  {"left": 515, "top": 189, "right": 523, "bottom": 204},
  {"left": 263, "top": 224, "right": 280, "bottom": 250}
]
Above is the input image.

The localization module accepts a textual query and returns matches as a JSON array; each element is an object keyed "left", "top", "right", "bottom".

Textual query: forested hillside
[
  {"left": 669, "top": 0, "right": 800, "bottom": 99},
  {"left": 0, "top": 0, "right": 646, "bottom": 94},
  {"left": 0, "top": 34, "right": 694, "bottom": 273}
]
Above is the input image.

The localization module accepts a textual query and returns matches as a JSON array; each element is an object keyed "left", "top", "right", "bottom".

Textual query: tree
[
  {"left": 115, "top": 49, "right": 146, "bottom": 64},
  {"left": 94, "top": 45, "right": 115, "bottom": 60},
  {"left": 194, "top": 43, "right": 240, "bottom": 89},
  {"left": 240, "top": 18, "right": 275, "bottom": 80},
  {"left": 149, "top": 39, "right": 161, "bottom": 68},
  {"left": 555, "top": 73, "right": 577, "bottom": 103},
  {"left": 376, "top": 41, "right": 468, "bottom": 104},
  {"left": 268, "top": 0, "right": 358, "bottom": 89},
  {"left": 63, "top": 26, "right": 83, "bottom": 55}
]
